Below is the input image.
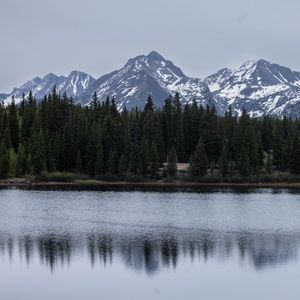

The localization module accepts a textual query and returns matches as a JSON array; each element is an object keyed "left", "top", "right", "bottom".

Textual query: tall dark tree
[
  {"left": 189, "top": 138, "right": 208, "bottom": 177},
  {"left": 148, "top": 143, "right": 160, "bottom": 179},
  {"left": 8, "top": 97, "right": 19, "bottom": 152},
  {"left": 95, "top": 142, "right": 104, "bottom": 178},
  {"left": 289, "top": 135, "right": 300, "bottom": 174},
  {"left": 166, "top": 146, "right": 177, "bottom": 177}
]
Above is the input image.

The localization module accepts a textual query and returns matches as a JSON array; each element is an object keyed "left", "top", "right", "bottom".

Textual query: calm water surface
[{"left": 1, "top": 188, "right": 300, "bottom": 300}]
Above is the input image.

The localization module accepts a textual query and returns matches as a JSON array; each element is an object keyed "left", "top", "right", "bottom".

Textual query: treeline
[{"left": 0, "top": 89, "right": 300, "bottom": 181}]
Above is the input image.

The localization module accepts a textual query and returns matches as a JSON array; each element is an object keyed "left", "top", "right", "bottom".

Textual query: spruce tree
[
  {"left": 139, "top": 136, "right": 149, "bottom": 177},
  {"left": 95, "top": 143, "right": 104, "bottom": 178},
  {"left": 106, "top": 148, "right": 116, "bottom": 175},
  {"left": 8, "top": 148, "right": 17, "bottom": 177},
  {"left": 75, "top": 150, "right": 83, "bottom": 173},
  {"left": 189, "top": 138, "right": 208, "bottom": 177},
  {"left": 0, "top": 151, "right": 9, "bottom": 179},
  {"left": 90, "top": 92, "right": 100, "bottom": 114},
  {"left": 148, "top": 143, "right": 160, "bottom": 179},
  {"left": 265, "top": 152, "right": 272, "bottom": 175},
  {"left": 31, "top": 130, "right": 46, "bottom": 175},
  {"left": 219, "top": 139, "right": 229, "bottom": 177},
  {"left": 166, "top": 146, "right": 177, "bottom": 177},
  {"left": 118, "top": 154, "right": 128, "bottom": 177},
  {"left": 8, "top": 97, "right": 19, "bottom": 152},
  {"left": 238, "top": 148, "right": 251, "bottom": 177},
  {"left": 16, "top": 144, "right": 27, "bottom": 177},
  {"left": 289, "top": 135, "right": 300, "bottom": 174},
  {"left": 129, "top": 141, "right": 140, "bottom": 174}
]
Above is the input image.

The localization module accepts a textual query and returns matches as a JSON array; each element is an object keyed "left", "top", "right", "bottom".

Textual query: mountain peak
[
  {"left": 239, "top": 58, "right": 272, "bottom": 70},
  {"left": 43, "top": 73, "right": 59, "bottom": 81},
  {"left": 147, "top": 51, "right": 165, "bottom": 61},
  {"left": 68, "top": 70, "right": 91, "bottom": 78}
]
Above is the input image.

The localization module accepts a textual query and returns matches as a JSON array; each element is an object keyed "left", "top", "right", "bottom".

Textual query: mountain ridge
[{"left": 2, "top": 52, "right": 300, "bottom": 117}]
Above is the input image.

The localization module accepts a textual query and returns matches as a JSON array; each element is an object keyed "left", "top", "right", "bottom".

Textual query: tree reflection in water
[{"left": 0, "top": 230, "right": 299, "bottom": 274}]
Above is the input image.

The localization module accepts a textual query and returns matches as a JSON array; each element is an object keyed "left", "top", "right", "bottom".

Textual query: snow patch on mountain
[
  {"left": 3, "top": 52, "right": 300, "bottom": 118},
  {"left": 205, "top": 59, "right": 300, "bottom": 117},
  {"left": 82, "top": 51, "right": 214, "bottom": 110},
  {"left": 3, "top": 71, "right": 95, "bottom": 105}
]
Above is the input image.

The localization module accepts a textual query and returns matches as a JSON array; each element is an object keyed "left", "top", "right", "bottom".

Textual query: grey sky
[{"left": 1, "top": 0, "right": 300, "bottom": 92}]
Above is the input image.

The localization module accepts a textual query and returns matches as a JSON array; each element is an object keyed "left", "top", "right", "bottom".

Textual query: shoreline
[{"left": 1, "top": 179, "right": 300, "bottom": 191}]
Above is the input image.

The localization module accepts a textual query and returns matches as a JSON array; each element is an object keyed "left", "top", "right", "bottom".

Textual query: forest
[{"left": 0, "top": 88, "right": 300, "bottom": 183}]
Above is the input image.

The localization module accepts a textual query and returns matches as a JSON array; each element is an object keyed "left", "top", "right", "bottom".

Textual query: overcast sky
[{"left": 1, "top": 0, "right": 300, "bottom": 92}]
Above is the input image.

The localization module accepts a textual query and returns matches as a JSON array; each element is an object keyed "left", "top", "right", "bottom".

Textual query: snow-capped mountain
[
  {"left": 81, "top": 51, "right": 216, "bottom": 110},
  {"left": 2, "top": 71, "right": 95, "bottom": 105},
  {"left": 205, "top": 59, "right": 300, "bottom": 118},
  {"left": 2, "top": 52, "right": 300, "bottom": 118},
  {"left": 0, "top": 93, "right": 9, "bottom": 102}
]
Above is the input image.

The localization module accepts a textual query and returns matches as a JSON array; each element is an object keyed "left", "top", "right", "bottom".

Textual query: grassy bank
[{"left": 1, "top": 175, "right": 300, "bottom": 191}]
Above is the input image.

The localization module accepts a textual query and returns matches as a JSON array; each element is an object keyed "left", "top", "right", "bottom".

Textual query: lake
[{"left": 1, "top": 188, "right": 300, "bottom": 300}]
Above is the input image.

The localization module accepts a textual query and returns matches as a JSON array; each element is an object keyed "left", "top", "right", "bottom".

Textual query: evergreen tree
[
  {"left": 0, "top": 151, "right": 9, "bottom": 178},
  {"left": 166, "top": 146, "right": 177, "bottom": 177},
  {"left": 289, "top": 135, "right": 300, "bottom": 174},
  {"left": 238, "top": 148, "right": 251, "bottom": 177},
  {"left": 95, "top": 142, "right": 104, "bottom": 178},
  {"left": 219, "top": 139, "right": 229, "bottom": 177},
  {"left": 90, "top": 92, "right": 100, "bottom": 114},
  {"left": 31, "top": 130, "right": 46, "bottom": 175},
  {"left": 148, "top": 143, "right": 160, "bottom": 179},
  {"left": 106, "top": 148, "right": 116, "bottom": 175},
  {"left": 16, "top": 144, "right": 27, "bottom": 177},
  {"left": 8, "top": 148, "right": 17, "bottom": 177},
  {"left": 189, "top": 138, "right": 208, "bottom": 177},
  {"left": 118, "top": 154, "right": 128, "bottom": 176},
  {"left": 144, "top": 95, "right": 154, "bottom": 113},
  {"left": 129, "top": 140, "right": 140, "bottom": 174},
  {"left": 138, "top": 136, "right": 149, "bottom": 177},
  {"left": 266, "top": 152, "right": 272, "bottom": 175},
  {"left": 8, "top": 97, "right": 19, "bottom": 152},
  {"left": 75, "top": 150, "right": 83, "bottom": 173}
]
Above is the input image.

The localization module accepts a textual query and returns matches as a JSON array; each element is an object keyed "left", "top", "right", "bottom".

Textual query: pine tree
[
  {"left": 31, "top": 130, "right": 46, "bottom": 175},
  {"left": 289, "top": 135, "right": 300, "bottom": 174},
  {"left": 189, "top": 138, "right": 208, "bottom": 177},
  {"left": 75, "top": 150, "right": 83, "bottom": 173},
  {"left": 138, "top": 136, "right": 149, "bottom": 177},
  {"left": 8, "top": 97, "right": 19, "bottom": 152},
  {"left": 219, "top": 139, "right": 229, "bottom": 177},
  {"left": 148, "top": 143, "right": 160, "bottom": 179},
  {"left": 16, "top": 144, "right": 27, "bottom": 177},
  {"left": 0, "top": 151, "right": 9, "bottom": 179},
  {"left": 129, "top": 140, "right": 140, "bottom": 174},
  {"left": 144, "top": 95, "right": 154, "bottom": 113},
  {"left": 238, "top": 148, "right": 251, "bottom": 177},
  {"left": 8, "top": 148, "right": 17, "bottom": 177},
  {"left": 95, "top": 143, "right": 104, "bottom": 178},
  {"left": 106, "top": 148, "right": 116, "bottom": 175},
  {"left": 118, "top": 154, "right": 128, "bottom": 177},
  {"left": 166, "top": 146, "right": 177, "bottom": 177},
  {"left": 265, "top": 152, "right": 272, "bottom": 175},
  {"left": 272, "top": 126, "right": 285, "bottom": 171},
  {"left": 90, "top": 92, "right": 100, "bottom": 113}
]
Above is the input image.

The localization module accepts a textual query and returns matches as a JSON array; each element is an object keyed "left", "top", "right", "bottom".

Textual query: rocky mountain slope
[
  {"left": 2, "top": 71, "right": 95, "bottom": 105},
  {"left": 2, "top": 52, "right": 300, "bottom": 117},
  {"left": 205, "top": 59, "right": 300, "bottom": 118}
]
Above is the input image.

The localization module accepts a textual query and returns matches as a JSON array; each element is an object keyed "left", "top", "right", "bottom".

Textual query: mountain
[
  {"left": 0, "top": 51, "right": 218, "bottom": 111},
  {"left": 81, "top": 51, "right": 217, "bottom": 110},
  {"left": 205, "top": 59, "right": 300, "bottom": 118},
  {"left": 0, "top": 93, "right": 9, "bottom": 102},
  {"left": 2, "top": 71, "right": 95, "bottom": 105},
  {"left": 2, "top": 52, "right": 300, "bottom": 118}
]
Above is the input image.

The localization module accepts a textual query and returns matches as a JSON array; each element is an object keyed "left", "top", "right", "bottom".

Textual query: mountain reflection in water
[{"left": 0, "top": 230, "right": 298, "bottom": 274}]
